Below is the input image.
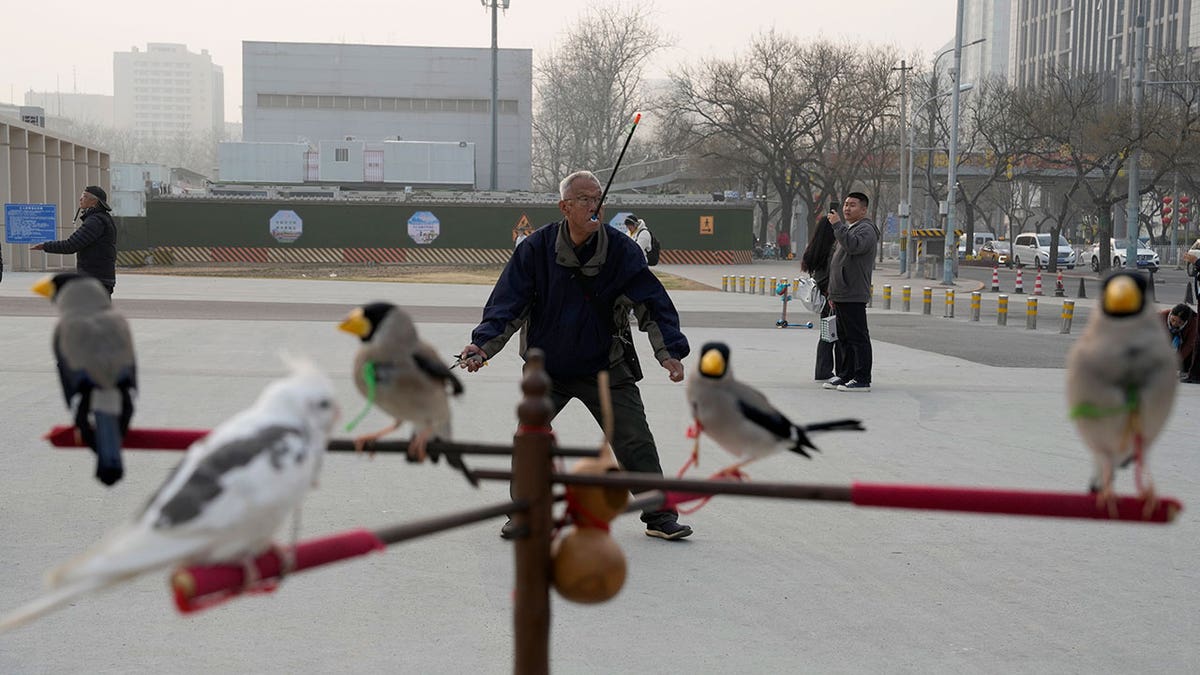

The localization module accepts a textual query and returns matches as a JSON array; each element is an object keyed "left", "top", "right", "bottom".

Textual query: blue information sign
[{"left": 4, "top": 203, "right": 58, "bottom": 244}]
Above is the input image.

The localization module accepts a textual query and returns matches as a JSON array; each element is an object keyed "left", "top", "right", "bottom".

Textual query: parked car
[
  {"left": 1011, "top": 232, "right": 1077, "bottom": 269},
  {"left": 1087, "top": 238, "right": 1160, "bottom": 273},
  {"left": 977, "top": 240, "right": 1009, "bottom": 266},
  {"left": 957, "top": 233, "right": 997, "bottom": 260},
  {"left": 1184, "top": 237, "right": 1200, "bottom": 277}
]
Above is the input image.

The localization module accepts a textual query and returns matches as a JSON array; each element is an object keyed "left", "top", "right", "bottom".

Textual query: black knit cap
[{"left": 83, "top": 185, "right": 111, "bottom": 211}]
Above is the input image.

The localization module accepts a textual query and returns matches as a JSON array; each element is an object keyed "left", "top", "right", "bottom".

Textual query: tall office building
[
  {"left": 1009, "top": 0, "right": 1195, "bottom": 97},
  {"left": 114, "top": 43, "right": 224, "bottom": 140},
  {"left": 936, "top": 0, "right": 1013, "bottom": 84},
  {"left": 242, "top": 41, "right": 532, "bottom": 191}
]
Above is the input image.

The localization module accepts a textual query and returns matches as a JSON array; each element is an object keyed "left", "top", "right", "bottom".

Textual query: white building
[
  {"left": 935, "top": 0, "right": 1012, "bottom": 85},
  {"left": 114, "top": 43, "right": 224, "bottom": 141},
  {"left": 1009, "top": 0, "right": 1195, "bottom": 97},
  {"left": 242, "top": 41, "right": 532, "bottom": 191},
  {"left": 23, "top": 91, "right": 114, "bottom": 128}
]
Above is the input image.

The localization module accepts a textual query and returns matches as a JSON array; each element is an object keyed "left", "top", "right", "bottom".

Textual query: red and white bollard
[
  {"left": 1014, "top": 268, "right": 1025, "bottom": 294},
  {"left": 990, "top": 266, "right": 1000, "bottom": 292},
  {"left": 1054, "top": 271, "right": 1065, "bottom": 297},
  {"left": 1033, "top": 271, "right": 1044, "bottom": 296}
]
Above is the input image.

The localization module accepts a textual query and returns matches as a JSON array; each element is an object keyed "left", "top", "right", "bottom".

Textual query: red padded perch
[
  {"left": 45, "top": 425, "right": 209, "bottom": 451},
  {"left": 848, "top": 482, "right": 1181, "bottom": 523},
  {"left": 170, "top": 500, "right": 517, "bottom": 615},
  {"left": 172, "top": 529, "right": 387, "bottom": 614}
]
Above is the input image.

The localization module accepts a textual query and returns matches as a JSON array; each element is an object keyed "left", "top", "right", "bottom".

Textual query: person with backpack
[{"left": 624, "top": 213, "right": 656, "bottom": 264}]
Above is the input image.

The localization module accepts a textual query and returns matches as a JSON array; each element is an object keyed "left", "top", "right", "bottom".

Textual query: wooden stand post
[{"left": 512, "top": 349, "right": 554, "bottom": 675}]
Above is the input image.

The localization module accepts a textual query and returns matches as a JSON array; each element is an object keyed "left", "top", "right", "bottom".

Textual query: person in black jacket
[
  {"left": 32, "top": 186, "right": 117, "bottom": 294},
  {"left": 460, "top": 170, "right": 693, "bottom": 540},
  {"left": 800, "top": 214, "right": 838, "bottom": 381}
]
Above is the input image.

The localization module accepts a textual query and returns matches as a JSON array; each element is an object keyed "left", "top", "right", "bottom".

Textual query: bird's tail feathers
[
  {"left": 802, "top": 418, "right": 865, "bottom": 433},
  {"left": 92, "top": 412, "right": 124, "bottom": 486},
  {"left": 45, "top": 524, "right": 184, "bottom": 588},
  {"left": 787, "top": 418, "right": 864, "bottom": 458},
  {"left": 0, "top": 575, "right": 111, "bottom": 633}
]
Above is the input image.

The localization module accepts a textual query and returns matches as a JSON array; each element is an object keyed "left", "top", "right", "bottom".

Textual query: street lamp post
[
  {"left": 906, "top": 84, "right": 973, "bottom": 279},
  {"left": 484, "top": 0, "right": 511, "bottom": 191},
  {"left": 910, "top": 36, "right": 986, "bottom": 277},
  {"left": 1124, "top": 2, "right": 1146, "bottom": 270},
  {"left": 943, "top": 0, "right": 966, "bottom": 285}
]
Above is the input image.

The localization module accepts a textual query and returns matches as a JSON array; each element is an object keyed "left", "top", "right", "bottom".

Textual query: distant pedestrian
[
  {"left": 1161, "top": 303, "right": 1200, "bottom": 383},
  {"left": 624, "top": 213, "right": 653, "bottom": 261},
  {"left": 31, "top": 186, "right": 117, "bottom": 295},
  {"left": 823, "top": 192, "right": 877, "bottom": 393},
  {"left": 776, "top": 228, "right": 791, "bottom": 260},
  {"left": 800, "top": 215, "right": 837, "bottom": 381}
]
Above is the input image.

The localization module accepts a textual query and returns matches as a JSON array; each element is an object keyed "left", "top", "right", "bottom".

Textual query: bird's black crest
[{"left": 360, "top": 302, "right": 398, "bottom": 342}]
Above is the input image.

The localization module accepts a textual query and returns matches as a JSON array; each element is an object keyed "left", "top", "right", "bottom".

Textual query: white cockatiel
[
  {"left": 338, "top": 302, "right": 463, "bottom": 461},
  {"left": 687, "top": 342, "right": 863, "bottom": 476},
  {"left": 0, "top": 360, "right": 339, "bottom": 632},
  {"left": 1066, "top": 271, "right": 1177, "bottom": 514}
]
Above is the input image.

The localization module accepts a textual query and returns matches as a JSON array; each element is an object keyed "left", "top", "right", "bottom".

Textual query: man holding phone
[{"left": 823, "top": 192, "right": 877, "bottom": 392}]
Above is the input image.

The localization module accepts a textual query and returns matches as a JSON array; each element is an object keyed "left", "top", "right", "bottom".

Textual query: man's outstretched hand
[
  {"left": 458, "top": 344, "right": 488, "bottom": 372},
  {"left": 661, "top": 358, "right": 685, "bottom": 382}
]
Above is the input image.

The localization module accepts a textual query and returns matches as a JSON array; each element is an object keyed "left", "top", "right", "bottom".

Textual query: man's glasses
[{"left": 570, "top": 195, "right": 602, "bottom": 206}]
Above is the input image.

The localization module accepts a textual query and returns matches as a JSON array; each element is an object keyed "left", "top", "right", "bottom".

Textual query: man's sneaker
[
  {"left": 822, "top": 376, "right": 845, "bottom": 390},
  {"left": 836, "top": 379, "right": 871, "bottom": 392},
  {"left": 645, "top": 519, "right": 693, "bottom": 541}
]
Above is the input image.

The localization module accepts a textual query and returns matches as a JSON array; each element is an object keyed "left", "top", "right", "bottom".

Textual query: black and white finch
[
  {"left": 686, "top": 342, "right": 863, "bottom": 476},
  {"left": 1066, "top": 271, "right": 1176, "bottom": 515},
  {"left": 339, "top": 302, "right": 463, "bottom": 461},
  {"left": 33, "top": 273, "right": 136, "bottom": 486}
]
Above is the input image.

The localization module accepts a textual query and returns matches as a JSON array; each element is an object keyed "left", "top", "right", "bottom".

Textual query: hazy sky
[{"left": 2, "top": 0, "right": 957, "bottom": 123}]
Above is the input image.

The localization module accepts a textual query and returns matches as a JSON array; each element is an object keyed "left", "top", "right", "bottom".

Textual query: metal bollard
[
  {"left": 944, "top": 289, "right": 955, "bottom": 318},
  {"left": 902, "top": 285, "right": 912, "bottom": 312},
  {"left": 792, "top": 277, "right": 800, "bottom": 294},
  {"left": 1060, "top": 299, "right": 1075, "bottom": 334},
  {"left": 750, "top": 276, "right": 757, "bottom": 294},
  {"left": 759, "top": 276, "right": 767, "bottom": 295},
  {"left": 868, "top": 284, "right": 874, "bottom": 308},
  {"left": 721, "top": 275, "right": 729, "bottom": 292},
  {"left": 739, "top": 275, "right": 746, "bottom": 293},
  {"left": 883, "top": 284, "right": 892, "bottom": 310},
  {"left": 969, "top": 291, "right": 981, "bottom": 322},
  {"left": 998, "top": 294, "right": 1008, "bottom": 326},
  {"left": 922, "top": 287, "right": 932, "bottom": 315},
  {"left": 1026, "top": 297, "right": 1038, "bottom": 330},
  {"left": 770, "top": 276, "right": 777, "bottom": 294}
]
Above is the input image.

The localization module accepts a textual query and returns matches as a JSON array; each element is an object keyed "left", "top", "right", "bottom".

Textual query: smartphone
[{"left": 829, "top": 203, "right": 837, "bottom": 214}]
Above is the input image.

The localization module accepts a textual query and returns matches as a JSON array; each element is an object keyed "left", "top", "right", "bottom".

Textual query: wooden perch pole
[
  {"left": 468, "top": 471, "right": 1182, "bottom": 524},
  {"left": 43, "top": 425, "right": 598, "bottom": 458},
  {"left": 511, "top": 350, "right": 554, "bottom": 675}
]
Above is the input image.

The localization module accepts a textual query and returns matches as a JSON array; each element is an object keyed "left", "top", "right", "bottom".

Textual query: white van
[{"left": 957, "top": 232, "right": 996, "bottom": 259}]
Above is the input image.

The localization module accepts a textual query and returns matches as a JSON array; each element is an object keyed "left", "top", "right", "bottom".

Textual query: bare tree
[{"left": 530, "top": 3, "right": 667, "bottom": 191}]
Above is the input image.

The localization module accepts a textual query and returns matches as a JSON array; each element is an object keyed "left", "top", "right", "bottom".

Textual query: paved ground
[{"left": 0, "top": 263, "right": 1196, "bottom": 674}]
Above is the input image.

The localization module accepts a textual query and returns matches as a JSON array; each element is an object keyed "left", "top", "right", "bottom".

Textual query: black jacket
[
  {"left": 42, "top": 207, "right": 117, "bottom": 290},
  {"left": 471, "top": 220, "right": 689, "bottom": 380}
]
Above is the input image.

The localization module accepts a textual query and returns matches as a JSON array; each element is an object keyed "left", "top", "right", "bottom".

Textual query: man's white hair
[{"left": 559, "top": 171, "right": 601, "bottom": 200}]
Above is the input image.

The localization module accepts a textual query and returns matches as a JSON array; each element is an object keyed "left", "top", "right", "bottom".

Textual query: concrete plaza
[{"left": 0, "top": 264, "right": 1196, "bottom": 674}]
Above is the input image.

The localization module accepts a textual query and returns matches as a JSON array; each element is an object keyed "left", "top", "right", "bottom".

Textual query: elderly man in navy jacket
[{"left": 461, "top": 170, "right": 693, "bottom": 540}]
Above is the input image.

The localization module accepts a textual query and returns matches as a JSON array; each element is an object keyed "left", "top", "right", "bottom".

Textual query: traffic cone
[
  {"left": 1014, "top": 268, "right": 1025, "bottom": 294},
  {"left": 1077, "top": 277, "right": 1087, "bottom": 299},
  {"left": 990, "top": 266, "right": 1000, "bottom": 292},
  {"left": 1033, "top": 271, "right": 1043, "bottom": 296},
  {"left": 1054, "top": 271, "right": 1065, "bottom": 297}
]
